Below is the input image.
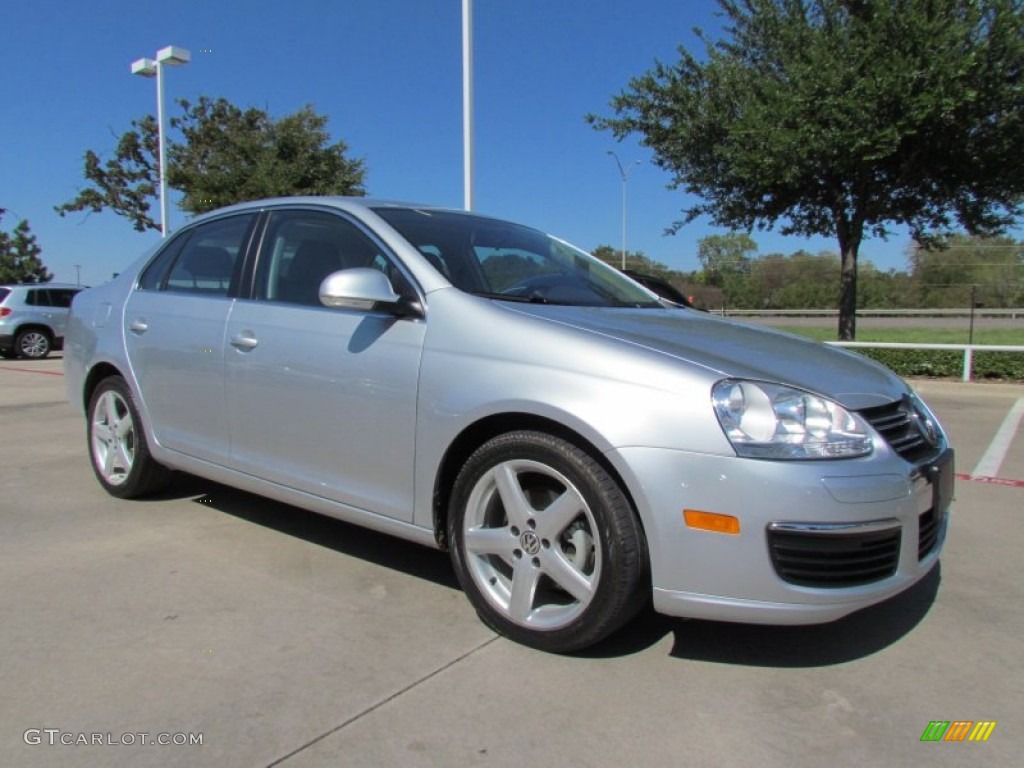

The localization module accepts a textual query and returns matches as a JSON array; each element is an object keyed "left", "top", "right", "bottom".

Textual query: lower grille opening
[
  {"left": 919, "top": 508, "right": 941, "bottom": 560},
  {"left": 768, "top": 526, "right": 901, "bottom": 588}
]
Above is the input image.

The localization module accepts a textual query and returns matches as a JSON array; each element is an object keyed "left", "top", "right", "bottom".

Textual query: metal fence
[{"left": 709, "top": 308, "right": 1023, "bottom": 318}]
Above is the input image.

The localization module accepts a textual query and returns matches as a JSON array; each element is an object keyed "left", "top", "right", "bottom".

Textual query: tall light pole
[
  {"left": 607, "top": 151, "right": 640, "bottom": 270},
  {"left": 462, "top": 0, "right": 474, "bottom": 211},
  {"left": 131, "top": 45, "right": 190, "bottom": 237}
]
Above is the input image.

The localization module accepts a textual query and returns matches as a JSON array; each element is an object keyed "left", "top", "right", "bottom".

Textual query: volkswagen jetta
[{"left": 65, "top": 198, "right": 953, "bottom": 652}]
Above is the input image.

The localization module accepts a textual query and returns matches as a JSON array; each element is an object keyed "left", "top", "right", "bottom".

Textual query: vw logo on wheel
[{"left": 520, "top": 530, "right": 541, "bottom": 556}]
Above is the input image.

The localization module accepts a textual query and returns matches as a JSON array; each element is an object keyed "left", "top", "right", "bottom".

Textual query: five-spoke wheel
[
  {"left": 87, "top": 377, "right": 170, "bottom": 498},
  {"left": 449, "top": 431, "right": 648, "bottom": 652}
]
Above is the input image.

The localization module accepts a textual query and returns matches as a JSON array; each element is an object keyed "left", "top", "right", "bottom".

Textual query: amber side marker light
[{"left": 684, "top": 510, "right": 741, "bottom": 535}]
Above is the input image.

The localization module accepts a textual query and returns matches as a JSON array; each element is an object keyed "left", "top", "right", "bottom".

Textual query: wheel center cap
[{"left": 520, "top": 530, "right": 541, "bottom": 556}]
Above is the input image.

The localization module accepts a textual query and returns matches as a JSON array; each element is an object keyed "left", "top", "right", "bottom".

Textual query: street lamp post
[
  {"left": 131, "top": 45, "right": 190, "bottom": 237},
  {"left": 462, "top": 0, "right": 474, "bottom": 211},
  {"left": 607, "top": 151, "right": 640, "bottom": 270}
]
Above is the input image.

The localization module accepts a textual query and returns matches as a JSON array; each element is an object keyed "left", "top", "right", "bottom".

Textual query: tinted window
[
  {"left": 25, "top": 289, "right": 46, "bottom": 306},
  {"left": 48, "top": 289, "right": 79, "bottom": 308},
  {"left": 138, "top": 231, "right": 190, "bottom": 291},
  {"left": 0, "top": 288, "right": 10, "bottom": 303},
  {"left": 254, "top": 210, "right": 412, "bottom": 306},
  {"left": 164, "top": 215, "right": 254, "bottom": 296},
  {"left": 374, "top": 207, "right": 660, "bottom": 308}
]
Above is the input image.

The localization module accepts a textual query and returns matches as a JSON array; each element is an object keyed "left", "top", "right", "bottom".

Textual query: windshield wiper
[{"left": 470, "top": 291, "right": 552, "bottom": 304}]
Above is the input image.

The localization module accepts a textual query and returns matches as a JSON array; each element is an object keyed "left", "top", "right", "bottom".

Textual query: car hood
[{"left": 500, "top": 304, "right": 907, "bottom": 409}]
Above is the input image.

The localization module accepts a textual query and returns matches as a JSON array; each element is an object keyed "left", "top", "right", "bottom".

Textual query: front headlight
[{"left": 712, "top": 379, "right": 873, "bottom": 460}]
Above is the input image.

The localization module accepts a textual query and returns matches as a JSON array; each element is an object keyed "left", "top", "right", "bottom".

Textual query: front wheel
[
  {"left": 448, "top": 431, "right": 649, "bottom": 652},
  {"left": 16, "top": 329, "right": 51, "bottom": 359},
  {"left": 87, "top": 376, "right": 171, "bottom": 498}
]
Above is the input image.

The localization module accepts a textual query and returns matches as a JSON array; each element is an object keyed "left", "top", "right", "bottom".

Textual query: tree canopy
[
  {"left": 0, "top": 210, "right": 52, "bottom": 284},
  {"left": 590, "top": 0, "right": 1024, "bottom": 339},
  {"left": 56, "top": 96, "right": 367, "bottom": 233}
]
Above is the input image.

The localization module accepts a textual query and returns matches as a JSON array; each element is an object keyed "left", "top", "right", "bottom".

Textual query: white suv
[{"left": 0, "top": 283, "right": 83, "bottom": 359}]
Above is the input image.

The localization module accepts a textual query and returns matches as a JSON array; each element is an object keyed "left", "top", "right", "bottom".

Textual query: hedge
[{"left": 849, "top": 347, "right": 1024, "bottom": 381}]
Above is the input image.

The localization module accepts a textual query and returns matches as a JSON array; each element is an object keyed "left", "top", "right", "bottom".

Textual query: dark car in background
[{"left": 622, "top": 270, "right": 696, "bottom": 308}]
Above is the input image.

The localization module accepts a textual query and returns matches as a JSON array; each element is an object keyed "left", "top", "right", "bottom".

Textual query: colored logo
[{"left": 920, "top": 721, "right": 996, "bottom": 742}]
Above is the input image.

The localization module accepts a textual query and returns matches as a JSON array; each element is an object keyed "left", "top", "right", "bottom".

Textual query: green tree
[
  {"left": 910, "top": 235, "right": 1024, "bottom": 307},
  {"left": 590, "top": 0, "right": 1024, "bottom": 339},
  {"left": 0, "top": 210, "right": 52, "bottom": 284},
  {"left": 590, "top": 244, "right": 678, "bottom": 278},
  {"left": 697, "top": 233, "right": 757, "bottom": 307},
  {"left": 57, "top": 97, "right": 367, "bottom": 232}
]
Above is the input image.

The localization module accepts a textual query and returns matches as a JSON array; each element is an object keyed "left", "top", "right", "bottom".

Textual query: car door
[
  {"left": 124, "top": 213, "right": 256, "bottom": 463},
  {"left": 224, "top": 208, "right": 425, "bottom": 521}
]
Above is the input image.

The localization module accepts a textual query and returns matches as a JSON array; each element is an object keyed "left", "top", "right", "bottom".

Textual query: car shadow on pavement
[
  {"left": 144, "top": 473, "right": 942, "bottom": 664},
  {"left": 584, "top": 563, "right": 942, "bottom": 664},
  {"left": 145, "top": 472, "right": 460, "bottom": 591}
]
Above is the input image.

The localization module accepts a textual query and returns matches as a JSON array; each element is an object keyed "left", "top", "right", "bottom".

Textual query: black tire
[
  {"left": 87, "top": 376, "right": 172, "bottom": 498},
  {"left": 15, "top": 329, "right": 51, "bottom": 359},
  {"left": 448, "top": 430, "right": 649, "bottom": 653}
]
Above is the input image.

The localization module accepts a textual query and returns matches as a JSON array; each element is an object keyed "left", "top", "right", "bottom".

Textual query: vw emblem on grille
[{"left": 910, "top": 399, "right": 939, "bottom": 447}]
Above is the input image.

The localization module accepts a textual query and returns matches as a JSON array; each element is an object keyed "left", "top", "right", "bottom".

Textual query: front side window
[
  {"left": 254, "top": 209, "right": 413, "bottom": 306},
  {"left": 162, "top": 215, "right": 254, "bottom": 296},
  {"left": 374, "top": 207, "right": 661, "bottom": 308}
]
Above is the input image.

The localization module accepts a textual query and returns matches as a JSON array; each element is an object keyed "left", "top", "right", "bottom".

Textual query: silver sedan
[{"left": 65, "top": 198, "right": 953, "bottom": 652}]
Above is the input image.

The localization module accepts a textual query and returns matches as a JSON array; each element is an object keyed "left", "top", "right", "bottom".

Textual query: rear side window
[
  {"left": 25, "top": 289, "right": 48, "bottom": 306},
  {"left": 138, "top": 232, "right": 190, "bottom": 291},
  {"left": 161, "top": 215, "right": 254, "bottom": 296},
  {"left": 48, "top": 289, "right": 78, "bottom": 308}
]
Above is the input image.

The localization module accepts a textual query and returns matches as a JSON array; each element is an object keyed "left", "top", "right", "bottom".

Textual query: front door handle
[
  {"left": 230, "top": 332, "right": 259, "bottom": 351},
  {"left": 128, "top": 318, "right": 148, "bottom": 334}
]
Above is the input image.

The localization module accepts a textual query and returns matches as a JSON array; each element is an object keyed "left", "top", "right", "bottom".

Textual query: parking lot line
[
  {"left": 956, "top": 472, "right": 1024, "bottom": 489},
  {"left": 971, "top": 398, "right": 1024, "bottom": 479},
  {"left": 0, "top": 366, "right": 63, "bottom": 376}
]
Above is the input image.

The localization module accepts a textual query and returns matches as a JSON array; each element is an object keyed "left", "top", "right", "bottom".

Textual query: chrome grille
[{"left": 858, "top": 398, "right": 937, "bottom": 464}]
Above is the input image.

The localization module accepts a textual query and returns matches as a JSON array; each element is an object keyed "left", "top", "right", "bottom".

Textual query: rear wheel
[
  {"left": 16, "top": 329, "right": 51, "bottom": 359},
  {"left": 448, "top": 430, "right": 648, "bottom": 652},
  {"left": 87, "top": 376, "right": 171, "bottom": 498}
]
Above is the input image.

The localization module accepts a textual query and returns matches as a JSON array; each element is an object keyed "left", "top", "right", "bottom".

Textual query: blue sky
[{"left": 0, "top": 0, "right": 984, "bottom": 287}]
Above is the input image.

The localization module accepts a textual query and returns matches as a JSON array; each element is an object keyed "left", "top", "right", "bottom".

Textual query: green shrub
[{"left": 850, "top": 348, "right": 1024, "bottom": 381}]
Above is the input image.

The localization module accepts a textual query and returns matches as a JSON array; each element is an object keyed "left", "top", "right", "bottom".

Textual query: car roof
[
  {"left": 0, "top": 283, "right": 83, "bottom": 290},
  {"left": 181, "top": 196, "right": 506, "bottom": 228}
]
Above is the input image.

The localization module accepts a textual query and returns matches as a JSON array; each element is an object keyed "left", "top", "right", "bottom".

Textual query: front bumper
[{"left": 609, "top": 445, "right": 951, "bottom": 625}]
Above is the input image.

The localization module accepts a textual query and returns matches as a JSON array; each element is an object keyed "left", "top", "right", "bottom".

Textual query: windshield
[{"left": 373, "top": 207, "right": 662, "bottom": 308}]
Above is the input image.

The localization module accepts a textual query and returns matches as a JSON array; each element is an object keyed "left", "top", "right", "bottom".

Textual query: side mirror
[{"left": 319, "top": 268, "right": 420, "bottom": 316}]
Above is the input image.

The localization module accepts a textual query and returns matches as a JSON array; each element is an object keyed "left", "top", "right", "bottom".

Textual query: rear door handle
[
  {"left": 128, "top": 318, "right": 148, "bottom": 334},
  {"left": 230, "top": 332, "right": 259, "bottom": 351}
]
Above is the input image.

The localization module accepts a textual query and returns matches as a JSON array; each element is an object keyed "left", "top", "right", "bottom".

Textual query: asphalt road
[{"left": 2, "top": 357, "right": 1021, "bottom": 767}]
